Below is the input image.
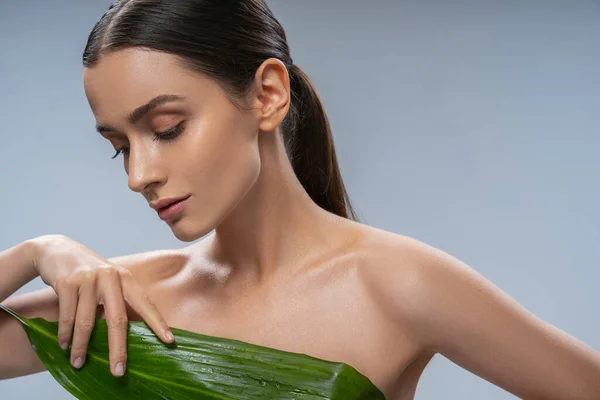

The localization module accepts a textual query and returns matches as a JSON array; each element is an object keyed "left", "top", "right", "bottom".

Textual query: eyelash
[{"left": 111, "top": 121, "right": 186, "bottom": 159}]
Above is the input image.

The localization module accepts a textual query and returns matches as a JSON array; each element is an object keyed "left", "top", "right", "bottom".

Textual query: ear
[{"left": 250, "top": 58, "right": 291, "bottom": 132}]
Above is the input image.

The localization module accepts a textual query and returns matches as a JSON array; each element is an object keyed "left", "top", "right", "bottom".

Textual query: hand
[{"left": 30, "top": 234, "right": 175, "bottom": 377}]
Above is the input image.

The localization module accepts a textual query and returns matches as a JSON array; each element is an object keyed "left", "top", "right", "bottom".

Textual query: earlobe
[{"left": 253, "top": 58, "right": 291, "bottom": 132}]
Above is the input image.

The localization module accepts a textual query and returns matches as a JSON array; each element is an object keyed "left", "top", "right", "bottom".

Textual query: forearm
[{"left": 0, "top": 240, "right": 39, "bottom": 303}]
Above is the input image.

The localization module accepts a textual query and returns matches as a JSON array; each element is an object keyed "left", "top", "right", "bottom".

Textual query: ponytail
[{"left": 282, "top": 64, "right": 358, "bottom": 221}]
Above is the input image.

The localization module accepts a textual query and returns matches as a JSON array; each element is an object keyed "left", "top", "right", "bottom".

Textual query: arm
[
  {"left": 0, "top": 238, "right": 58, "bottom": 379},
  {"left": 0, "top": 240, "right": 38, "bottom": 304},
  {"left": 373, "top": 236, "right": 600, "bottom": 400}
]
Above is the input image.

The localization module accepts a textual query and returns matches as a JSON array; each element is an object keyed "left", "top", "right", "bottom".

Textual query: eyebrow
[{"left": 95, "top": 94, "right": 186, "bottom": 133}]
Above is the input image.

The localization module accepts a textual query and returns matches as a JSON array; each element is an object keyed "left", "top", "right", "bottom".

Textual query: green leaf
[{"left": 0, "top": 303, "right": 385, "bottom": 399}]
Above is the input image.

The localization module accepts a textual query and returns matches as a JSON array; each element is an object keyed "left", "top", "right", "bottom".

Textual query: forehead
[{"left": 83, "top": 48, "right": 216, "bottom": 119}]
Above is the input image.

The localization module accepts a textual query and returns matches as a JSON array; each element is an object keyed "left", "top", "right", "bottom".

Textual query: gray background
[{"left": 1, "top": 0, "right": 599, "bottom": 398}]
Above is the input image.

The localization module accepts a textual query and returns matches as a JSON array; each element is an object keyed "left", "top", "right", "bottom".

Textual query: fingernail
[
  {"left": 60, "top": 342, "right": 68, "bottom": 350},
  {"left": 165, "top": 329, "right": 175, "bottom": 341},
  {"left": 115, "top": 362, "right": 124, "bottom": 376},
  {"left": 73, "top": 357, "right": 84, "bottom": 369}
]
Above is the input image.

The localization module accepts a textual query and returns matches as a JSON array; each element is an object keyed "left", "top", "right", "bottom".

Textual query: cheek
[{"left": 182, "top": 116, "right": 261, "bottom": 220}]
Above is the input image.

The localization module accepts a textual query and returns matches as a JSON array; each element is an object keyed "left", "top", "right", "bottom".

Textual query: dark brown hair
[{"left": 83, "top": 0, "right": 358, "bottom": 221}]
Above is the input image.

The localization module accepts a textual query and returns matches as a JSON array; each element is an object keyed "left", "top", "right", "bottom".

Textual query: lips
[
  {"left": 150, "top": 195, "right": 191, "bottom": 211},
  {"left": 156, "top": 195, "right": 191, "bottom": 221},
  {"left": 158, "top": 199, "right": 182, "bottom": 211}
]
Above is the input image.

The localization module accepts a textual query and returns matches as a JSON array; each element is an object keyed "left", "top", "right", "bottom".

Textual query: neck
[{"left": 198, "top": 128, "right": 354, "bottom": 289}]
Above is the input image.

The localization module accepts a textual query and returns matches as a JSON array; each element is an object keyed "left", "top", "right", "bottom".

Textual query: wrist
[
  {"left": 22, "top": 238, "right": 42, "bottom": 277},
  {"left": 25, "top": 234, "right": 68, "bottom": 286}
]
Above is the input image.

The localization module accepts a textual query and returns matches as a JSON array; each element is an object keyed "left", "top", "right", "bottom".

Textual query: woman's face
[{"left": 83, "top": 48, "right": 262, "bottom": 242}]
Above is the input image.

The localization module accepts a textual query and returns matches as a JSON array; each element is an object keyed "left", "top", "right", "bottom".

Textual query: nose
[{"left": 126, "top": 143, "right": 166, "bottom": 193}]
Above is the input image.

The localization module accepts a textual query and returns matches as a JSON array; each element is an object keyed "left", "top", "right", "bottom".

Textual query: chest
[{"left": 145, "top": 264, "right": 421, "bottom": 399}]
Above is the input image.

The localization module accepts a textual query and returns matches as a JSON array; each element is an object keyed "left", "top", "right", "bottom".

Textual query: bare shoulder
[
  {"left": 351, "top": 225, "right": 445, "bottom": 337},
  {"left": 110, "top": 247, "right": 190, "bottom": 286},
  {"left": 355, "top": 224, "right": 600, "bottom": 399}
]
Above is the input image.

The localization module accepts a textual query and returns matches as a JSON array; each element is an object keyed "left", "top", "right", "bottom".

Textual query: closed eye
[{"left": 110, "top": 121, "right": 186, "bottom": 160}]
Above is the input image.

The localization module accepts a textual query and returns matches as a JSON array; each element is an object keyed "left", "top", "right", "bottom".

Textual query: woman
[{"left": 1, "top": 1, "right": 599, "bottom": 399}]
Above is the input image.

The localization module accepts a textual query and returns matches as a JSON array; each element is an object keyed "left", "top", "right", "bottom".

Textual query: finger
[
  {"left": 121, "top": 272, "right": 175, "bottom": 344},
  {"left": 99, "top": 268, "right": 129, "bottom": 377},
  {"left": 70, "top": 280, "right": 97, "bottom": 370},
  {"left": 56, "top": 280, "right": 79, "bottom": 351}
]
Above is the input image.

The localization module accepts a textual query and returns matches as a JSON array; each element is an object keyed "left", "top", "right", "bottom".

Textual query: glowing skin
[
  {"left": 84, "top": 48, "right": 352, "bottom": 289},
  {"left": 81, "top": 48, "right": 600, "bottom": 399},
  {"left": 2, "top": 47, "right": 598, "bottom": 400}
]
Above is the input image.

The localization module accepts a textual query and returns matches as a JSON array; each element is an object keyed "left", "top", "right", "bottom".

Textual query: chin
[
  {"left": 172, "top": 230, "right": 200, "bottom": 243},
  {"left": 168, "top": 217, "right": 214, "bottom": 242}
]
